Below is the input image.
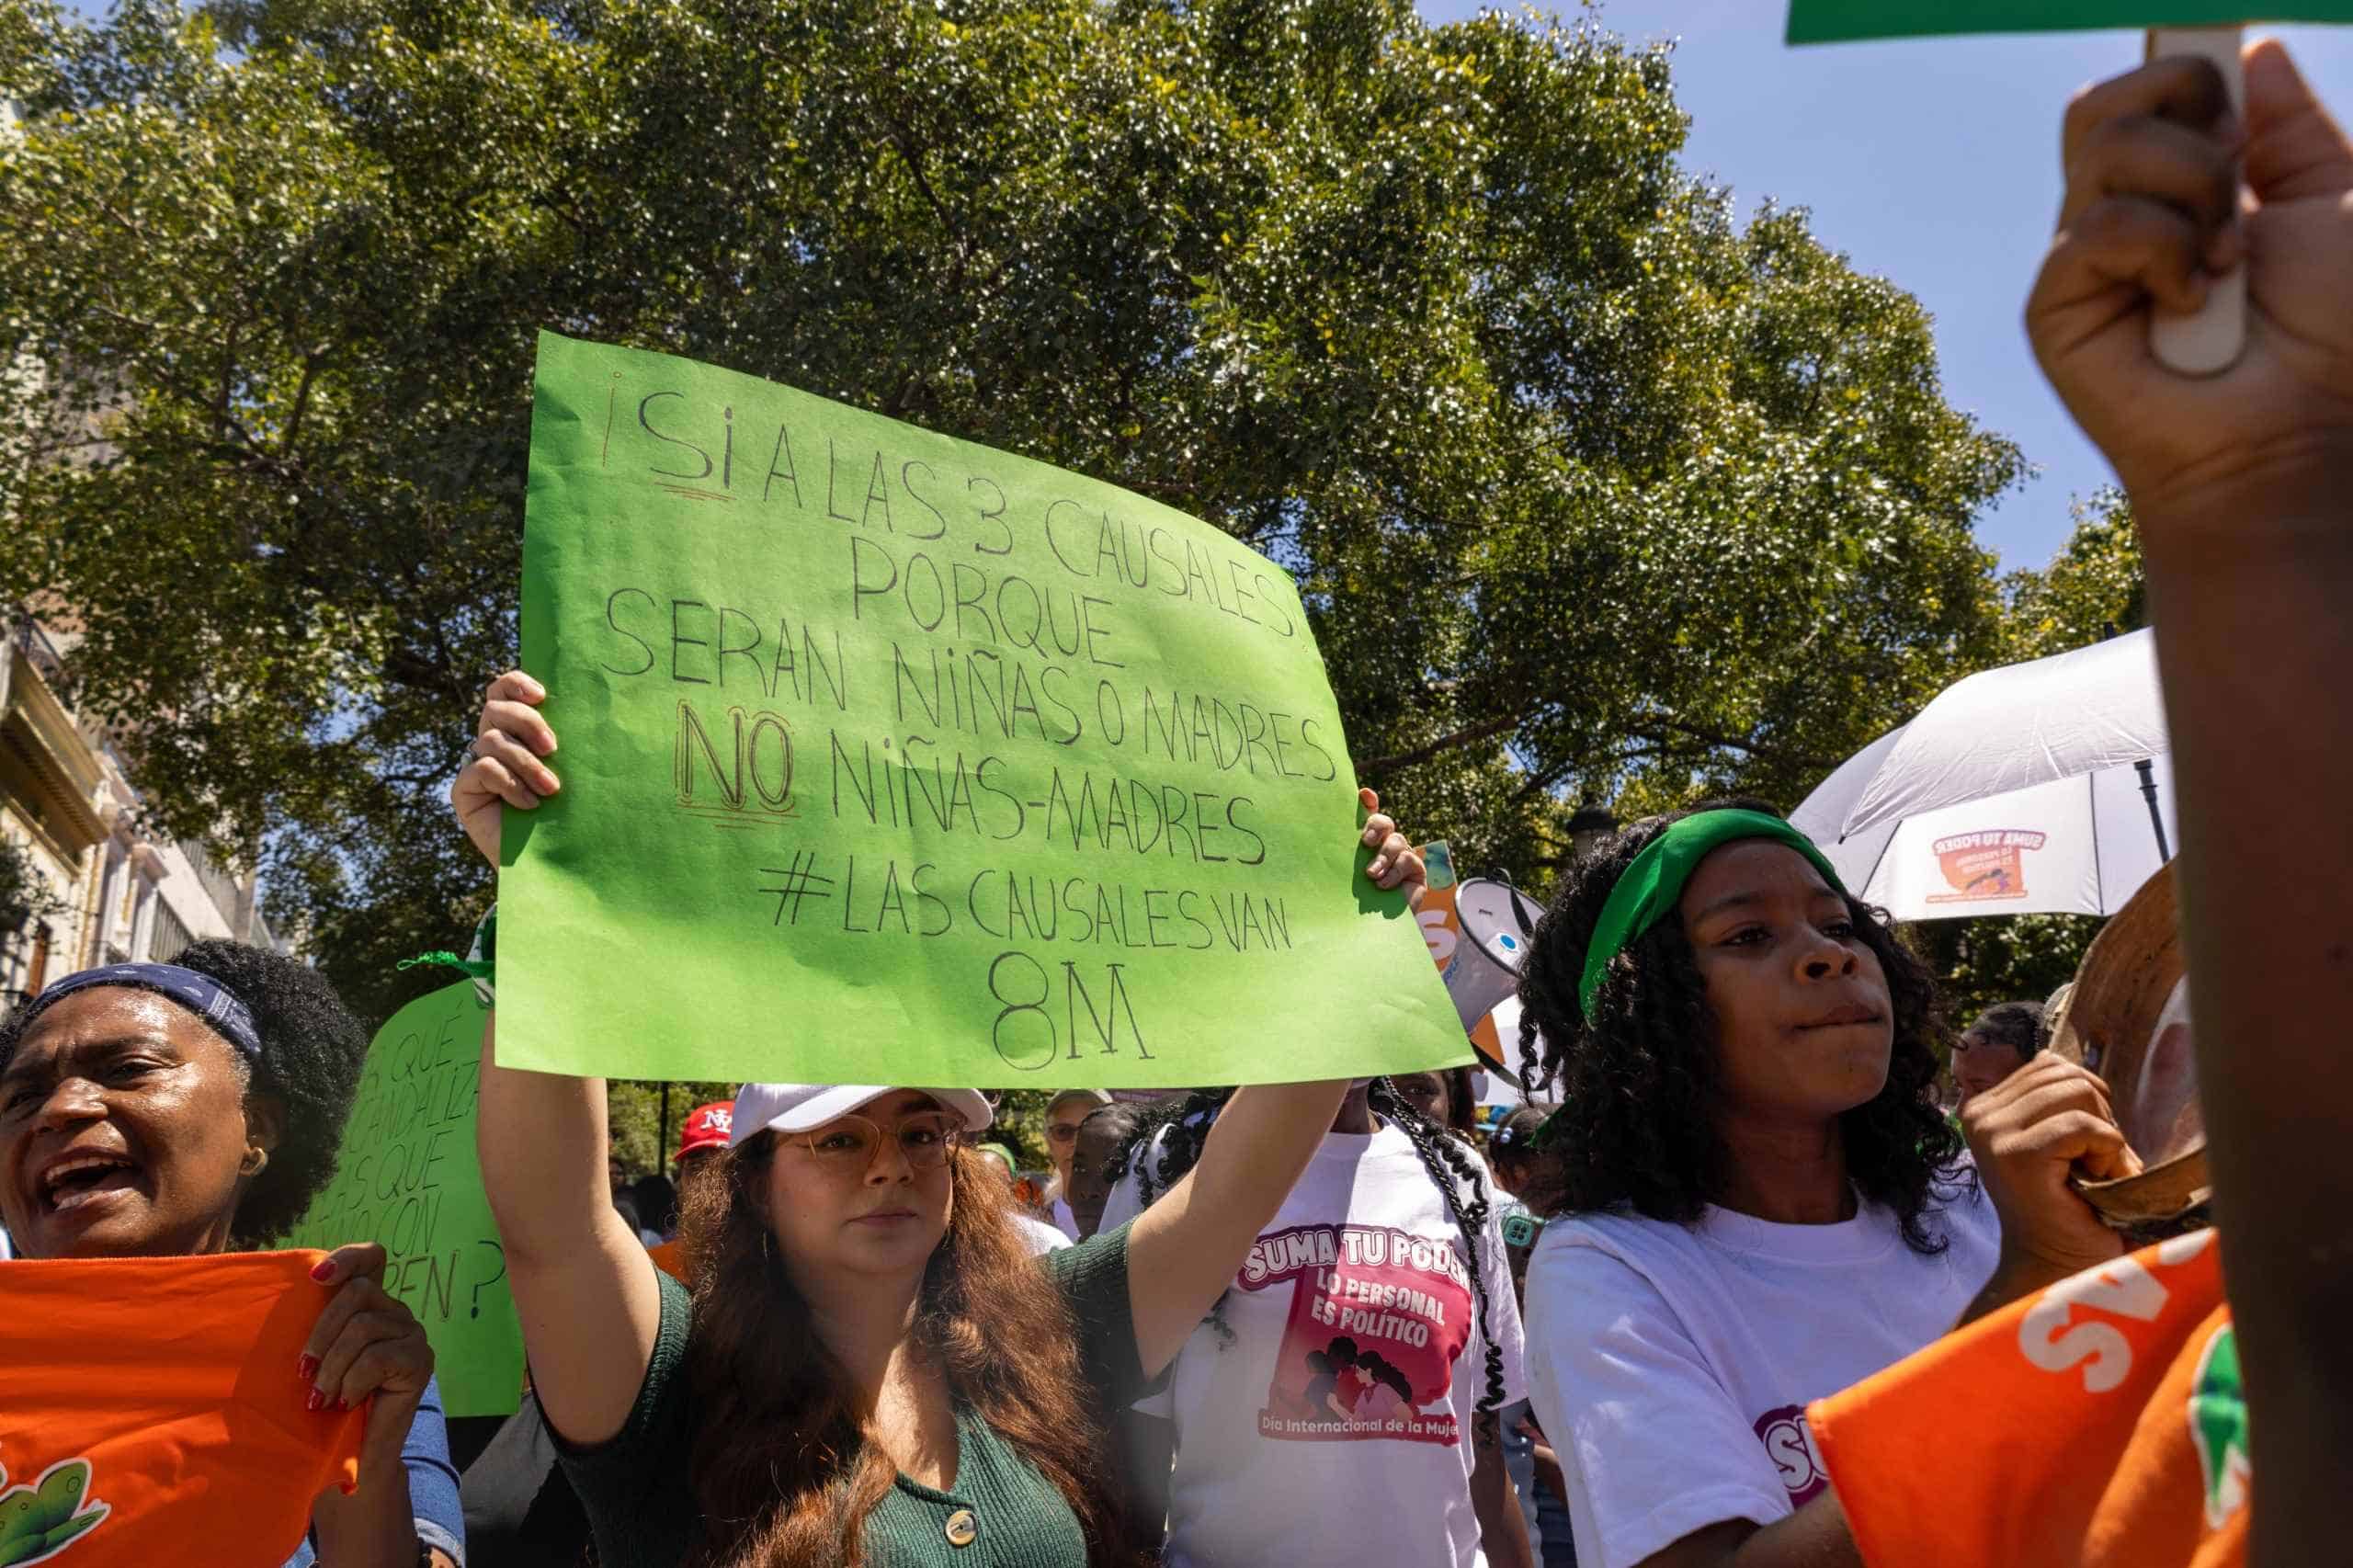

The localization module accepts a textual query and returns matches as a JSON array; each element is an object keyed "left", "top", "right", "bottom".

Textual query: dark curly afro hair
[
  {"left": 1514, "top": 800, "right": 1970, "bottom": 1256},
  {"left": 0, "top": 938, "right": 369, "bottom": 1245}
]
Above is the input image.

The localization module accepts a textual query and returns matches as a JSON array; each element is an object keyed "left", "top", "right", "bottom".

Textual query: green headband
[{"left": 1576, "top": 810, "right": 1846, "bottom": 1024}]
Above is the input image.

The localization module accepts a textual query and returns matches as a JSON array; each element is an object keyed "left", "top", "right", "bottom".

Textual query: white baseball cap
[{"left": 728, "top": 1084, "right": 995, "bottom": 1146}]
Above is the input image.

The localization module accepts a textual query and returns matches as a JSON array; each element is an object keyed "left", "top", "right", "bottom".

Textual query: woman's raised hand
[
  {"left": 1961, "top": 1055, "right": 2138, "bottom": 1290},
  {"left": 1358, "top": 787, "right": 1427, "bottom": 896},
  {"left": 451, "top": 671, "right": 561, "bottom": 868},
  {"left": 302, "top": 1243, "right": 438, "bottom": 1455}
]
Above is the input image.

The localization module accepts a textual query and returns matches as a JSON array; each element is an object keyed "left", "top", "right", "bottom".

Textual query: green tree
[
  {"left": 0, "top": 836, "right": 71, "bottom": 938},
  {"left": 1908, "top": 911, "right": 2103, "bottom": 1034},
  {"left": 604, "top": 1079, "right": 738, "bottom": 1178},
  {"left": 2, "top": 0, "right": 2020, "bottom": 1023},
  {"left": 1999, "top": 485, "right": 2145, "bottom": 661}
]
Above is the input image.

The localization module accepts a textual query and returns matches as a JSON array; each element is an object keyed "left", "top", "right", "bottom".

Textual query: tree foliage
[
  {"left": 1907, "top": 910, "right": 2103, "bottom": 1032},
  {"left": 4, "top": 0, "right": 2024, "bottom": 1026},
  {"left": 0, "top": 836, "right": 72, "bottom": 938},
  {"left": 1998, "top": 485, "right": 2144, "bottom": 661}
]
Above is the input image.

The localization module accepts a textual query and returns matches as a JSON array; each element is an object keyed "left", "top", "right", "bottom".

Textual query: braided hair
[
  {"left": 1514, "top": 799, "right": 1968, "bottom": 1256},
  {"left": 1105, "top": 1081, "right": 1511, "bottom": 1438}
]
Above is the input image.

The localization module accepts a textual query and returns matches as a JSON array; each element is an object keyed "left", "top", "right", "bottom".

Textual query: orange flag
[
  {"left": 1811, "top": 1231, "right": 2244, "bottom": 1568},
  {"left": 0, "top": 1251, "right": 367, "bottom": 1566}
]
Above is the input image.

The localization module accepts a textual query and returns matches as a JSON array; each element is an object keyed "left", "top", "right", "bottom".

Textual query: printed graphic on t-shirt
[
  {"left": 1751, "top": 1404, "right": 1828, "bottom": 1506},
  {"left": 0, "top": 1453, "right": 109, "bottom": 1564},
  {"left": 2190, "top": 1324, "right": 2247, "bottom": 1529},
  {"left": 1237, "top": 1223, "right": 1473, "bottom": 1445}
]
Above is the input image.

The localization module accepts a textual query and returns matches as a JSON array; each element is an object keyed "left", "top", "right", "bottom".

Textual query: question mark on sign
[{"left": 470, "top": 1239, "right": 507, "bottom": 1319}]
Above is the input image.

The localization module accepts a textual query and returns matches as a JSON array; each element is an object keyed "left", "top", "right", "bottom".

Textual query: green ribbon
[
  {"left": 1576, "top": 810, "right": 1845, "bottom": 1024},
  {"left": 397, "top": 950, "right": 493, "bottom": 983},
  {"left": 398, "top": 905, "right": 497, "bottom": 1002}
]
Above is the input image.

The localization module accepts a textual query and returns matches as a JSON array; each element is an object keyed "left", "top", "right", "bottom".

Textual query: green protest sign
[
  {"left": 1790, "top": 2, "right": 2353, "bottom": 42},
  {"left": 282, "top": 982, "right": 522, "bottom": 1418},
  {"left": 496, "top": 332, "right": 1469, "bottom": 1088}
]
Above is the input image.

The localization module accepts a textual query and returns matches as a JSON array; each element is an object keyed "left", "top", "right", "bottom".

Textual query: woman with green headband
[{"left": 1506, "top": 800, "right": 2137, "bottom": 1568}]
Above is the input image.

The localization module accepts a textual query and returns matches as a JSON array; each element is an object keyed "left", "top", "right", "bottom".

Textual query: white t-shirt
[
  {"left": 1522, "top": 1177, "right": 1998, "bottom": 1568},
  {"left": 1015, "top": 1213, "right": 1073, "bottom": 1256},
  {"left": 1101, "top": 1121, "right": 1528, "bottom": 1568},
  {"left": 1050, "top": 1196, "right": 1080, "bottom": 1241}
]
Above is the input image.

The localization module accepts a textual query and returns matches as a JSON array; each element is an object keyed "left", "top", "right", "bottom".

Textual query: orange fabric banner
[
  {"left": 1811, "top": 1231, "right": 2245, "bottom": 1568},
  {"left": 0, "top": 1251, "right": 367, "bottom": 1566}
]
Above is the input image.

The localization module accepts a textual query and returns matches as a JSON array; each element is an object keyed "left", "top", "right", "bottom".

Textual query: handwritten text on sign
[
  {"left": 495, "top": 333, "right": 1465, "bottom": 1087},
  {"left": 282, "top": 983, "right": 522, "bottom": 1418}
]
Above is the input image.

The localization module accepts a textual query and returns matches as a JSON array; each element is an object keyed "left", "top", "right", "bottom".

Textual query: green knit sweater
[{"left": 554, "top": 1224, "right": 1145, "bottom": 1567}]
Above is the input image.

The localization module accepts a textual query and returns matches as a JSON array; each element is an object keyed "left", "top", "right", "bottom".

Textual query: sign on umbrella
[{"left": 1790, "top": 631, "right": 2177, "bottom": 921}]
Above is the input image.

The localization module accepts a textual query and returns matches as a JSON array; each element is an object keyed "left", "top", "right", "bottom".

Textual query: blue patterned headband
[{"left": 20, "top": 962, "right": 264, "bottom": 1062}]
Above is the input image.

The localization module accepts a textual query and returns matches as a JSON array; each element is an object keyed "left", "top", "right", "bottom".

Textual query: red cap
[{"left": 675, "top": 1102, "right": 735, "bottom": 1164}]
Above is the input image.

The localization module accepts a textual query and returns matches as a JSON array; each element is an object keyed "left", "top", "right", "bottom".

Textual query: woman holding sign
[
  {"left": 0, "top": 940, "right": 463, "bottom": 1568},
  {"left": 456, "top": 669, "right": 1394, "bottom": 1566}
]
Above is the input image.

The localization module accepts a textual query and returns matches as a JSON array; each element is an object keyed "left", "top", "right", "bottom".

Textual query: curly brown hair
[
  {"left": 1514, "top": 800, "right": 1970, "bottom": 1255},
  {"left": 674, "top": 1133, "right": 1144, "bottom": 1566}
]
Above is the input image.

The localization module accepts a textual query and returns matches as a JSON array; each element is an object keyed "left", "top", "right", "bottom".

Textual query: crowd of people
[{"left": 0, "top": 37, "right": 2347, "bottom": 1567}]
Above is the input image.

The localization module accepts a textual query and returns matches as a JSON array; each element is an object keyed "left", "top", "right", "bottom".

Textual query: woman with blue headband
[
  {"left": 0, "top": 941, "right": 463, "bottom": 1568},
  {"left": 1506, "top": 800, "right": 2136, "bottom": 1568}
]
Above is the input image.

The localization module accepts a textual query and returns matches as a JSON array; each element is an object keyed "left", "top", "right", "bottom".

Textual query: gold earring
[{"left": 241, "top": 1147, "right": 269, "bottom": 1176}]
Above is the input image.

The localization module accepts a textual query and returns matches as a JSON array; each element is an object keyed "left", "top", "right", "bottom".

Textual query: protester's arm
[
  {"left": 475, "top": 1014, "right": 662, "bottom": 1445},
  {"left": 301, "top": 1244, "right": 439, "bottom": 1568},
  {"left": 2149, "top": 462, "right": 2353, "bottom": 1565},
  {"left": 1122, "top": 788, "right": 1419, "bottom": 1377},
  {"left": 1952, "top": 1056, "right": 2132, "bottom": 1325},
  {"left": 1123, "top": 1077, "right": 1351, "bottom": 1376},
  {"left": 393, "top": 1378, "right": 466, "bottom": 1568},
  {"left": 2027, "top": 42, "right": 2353, "bottom": 1566},
  {"left": 455, "top": 671, "right": 664, "bottom": 1447},
  {"left": 1630, "top": 1501, "right": 1862, "bottom": 1568},
  {"left": 1529, "top": 1437, "right": 1566, "bottom": 1506},
  {"left": 312, "top": 1375, "right": 464, "bottom": 1568},
  {"left": 1472, "top": 1424, "right": 1538, "bottom": 1568}
]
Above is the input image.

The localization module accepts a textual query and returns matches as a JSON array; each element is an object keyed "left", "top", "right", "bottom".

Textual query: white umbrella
[{"left": 1790, "top": 631, "right": 2177, "bottom": 921}]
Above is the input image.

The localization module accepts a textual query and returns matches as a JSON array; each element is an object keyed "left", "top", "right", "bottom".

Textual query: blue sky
[{"left": 1418, "top": 1, "right": 2353, "bottom": 567}]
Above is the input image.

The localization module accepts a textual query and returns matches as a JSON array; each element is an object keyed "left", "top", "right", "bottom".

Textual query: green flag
[
  {"left": 281, "top": 982, "right": 522, "bottom": 1419},
  {"left": 1790, "top": 2, "right": 2353, "bottom": 43},
  {"left": 496, "top": 332, "right": 1470, "bottom": 1088}
]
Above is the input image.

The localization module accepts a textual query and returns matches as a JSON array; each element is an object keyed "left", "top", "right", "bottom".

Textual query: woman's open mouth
[{"left": 38, "top": 1152, "right": 143, "bottom": 1215}]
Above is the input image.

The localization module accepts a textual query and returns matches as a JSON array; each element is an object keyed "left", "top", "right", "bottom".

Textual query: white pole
[{"left": 2144, "top": 25, "right": 2246, "bottom": 376}]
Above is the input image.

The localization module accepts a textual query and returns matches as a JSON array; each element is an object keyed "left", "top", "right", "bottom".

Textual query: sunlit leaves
[{"left": 1, "top": 0, "right": 2028, "bottom": 1013}]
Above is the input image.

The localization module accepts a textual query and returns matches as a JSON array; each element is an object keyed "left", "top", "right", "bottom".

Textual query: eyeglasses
[
  {"left": 1046, "top": 1122, "right": 1083, "bottom": 1144},
  {"left": 793, "top": 1111, "right": 961, "bottom": 1175}
]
